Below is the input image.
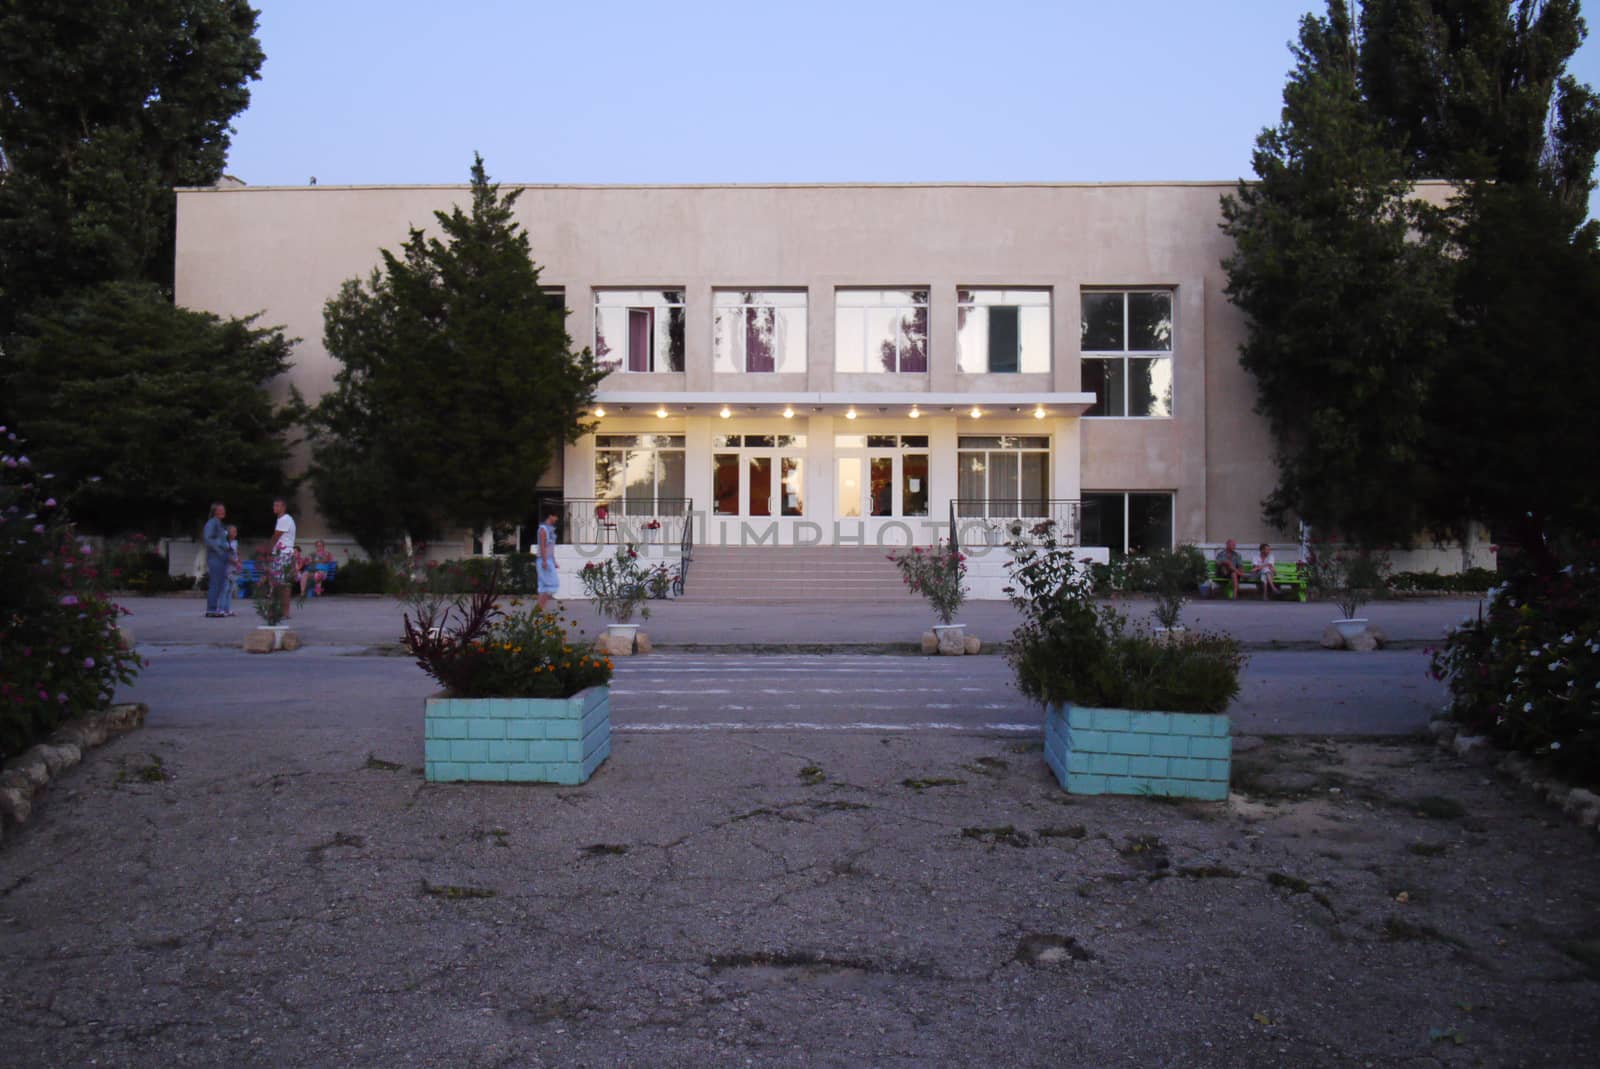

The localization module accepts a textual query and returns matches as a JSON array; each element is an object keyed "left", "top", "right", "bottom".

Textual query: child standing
[{"left": 216, "top": 524, "right": 241, "bottom": 616}]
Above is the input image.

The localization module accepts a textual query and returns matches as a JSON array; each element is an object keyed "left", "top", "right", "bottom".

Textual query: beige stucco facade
[{"left": 174, "top": 180, "right": 1286, "bottom": 555}]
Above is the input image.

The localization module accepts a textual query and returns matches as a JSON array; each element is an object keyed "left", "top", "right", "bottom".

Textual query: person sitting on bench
[
  {"left": 1252, "top": 542, "right": 1279, "bottom": 599},
  {"left": 1215, "top": 539, "right": 1246, "bottom": 597}
]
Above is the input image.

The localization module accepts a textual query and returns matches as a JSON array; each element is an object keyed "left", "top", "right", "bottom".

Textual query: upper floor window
[
  {"left": 835, "top": 289, "right": 928, "bottom": 373},
  {"left": 595, "top": 290, "right": 685, "bottom": 373},
  {"left": 957, "top": 289, "right": 1050, "bottom": 373},
  {"left": 713, "top": 290, "right": 807, "bottom": 373},
  {"left": 1081, "top": 290, "right": 1173, "bottom": 417}
]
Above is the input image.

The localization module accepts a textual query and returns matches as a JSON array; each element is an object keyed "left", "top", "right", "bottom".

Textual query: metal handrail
[
  {"left": 674, "top": 498, "right": 694, "bottom": 596},
  {"left": 562, "top": 497, "right": 692, "bottom": 547},
  {"left": 949, "top": 498, "right": 1082, "bottom": 545},
  {"left": 949, "top": 498, "right": 959, "bottom": 554}
]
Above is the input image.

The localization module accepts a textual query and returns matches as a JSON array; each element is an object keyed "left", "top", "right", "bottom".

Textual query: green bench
[{"left": 1203, "top": 559, "right": 1308, "bottom": 602}]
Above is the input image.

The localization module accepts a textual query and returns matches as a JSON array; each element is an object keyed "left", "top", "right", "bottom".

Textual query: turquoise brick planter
[
  {"left": 424, "top": 686, "right": 611, "bottom": 785},
  {"left": 1043, "top": 703, "right": 1230, "bottom": 801}
]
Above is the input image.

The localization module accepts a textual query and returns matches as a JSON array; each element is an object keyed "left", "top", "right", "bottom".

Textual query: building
[{"left": 172, "top": 180, "right": 1482, "bottom": 595}]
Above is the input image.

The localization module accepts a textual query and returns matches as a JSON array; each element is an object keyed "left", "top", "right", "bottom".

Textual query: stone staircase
[{"left": 676, "top": 546, "right": 919, "bottom": 604}]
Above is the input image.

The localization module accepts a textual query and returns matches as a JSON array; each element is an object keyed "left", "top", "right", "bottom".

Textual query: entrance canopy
[{"left": 589, "top": 391, "right": 1099, "bottom": 420}]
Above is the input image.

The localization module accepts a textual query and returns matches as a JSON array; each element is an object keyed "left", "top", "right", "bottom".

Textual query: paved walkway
[{"left": 117, "top": 591, "right": 1483, "bottom": 650}]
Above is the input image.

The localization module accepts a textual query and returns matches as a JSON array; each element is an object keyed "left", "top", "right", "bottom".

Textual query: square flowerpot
[
  {"left": 1043, "top": 703, "right": 1230, "bottom": 801},
  {"left": 424, "top": 686, "right": 611, "bottom": 784}
]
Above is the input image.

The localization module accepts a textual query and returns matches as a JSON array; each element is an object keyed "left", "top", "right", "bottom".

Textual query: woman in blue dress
[{"left": 536, "top": 509, "right": 561, "bottom": 611}]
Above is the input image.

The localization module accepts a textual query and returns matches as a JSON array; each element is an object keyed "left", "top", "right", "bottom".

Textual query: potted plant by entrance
[
  {"left": 889, "top": 542, "right": 969, "bottom": 654},
  {"left": 579, "top": 544, "right": 652, "bottom": 654},
  {"left": 1006, "top": 526, "right": 1245, "bottom": 800},
  {"left": 405, "top": 575, "right": 614, "bottom": 784},
  {"left": 1312, "top": 549, "right": 1390, "bottom": 647},
  {"left": 247, "top": 553, "right": 304, "bottom": 651}
]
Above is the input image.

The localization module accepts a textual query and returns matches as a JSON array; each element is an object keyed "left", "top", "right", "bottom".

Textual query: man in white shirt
[{"left": 271, "top": 497, "right": 298, "bottom": 619}]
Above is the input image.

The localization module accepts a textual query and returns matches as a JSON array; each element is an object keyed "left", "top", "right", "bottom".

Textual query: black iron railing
[
  {"left": 949, "top": 499, "right": 1082, "bottom": 546},
  {"left": 562, "top": 498, "right": 693, "bottom": 548},
  {"left": 674, "top": 500, "right": 694, "bottom": 596}
]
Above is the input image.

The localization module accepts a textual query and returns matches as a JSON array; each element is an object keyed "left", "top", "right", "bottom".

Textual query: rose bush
[
  {"left": 888, "top": 542, "right": 967, "bottom": 625},
  {"left": 1430, "top": 550, "right": 1599, "bottom": 784},
  {"left": 0, "top": 429, "right": 142, "bottom": 761}
]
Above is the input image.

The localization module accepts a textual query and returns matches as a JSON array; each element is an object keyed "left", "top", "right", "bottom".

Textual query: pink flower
[{"left": 58, "top": 594, "right": 78, "bottom": 606}]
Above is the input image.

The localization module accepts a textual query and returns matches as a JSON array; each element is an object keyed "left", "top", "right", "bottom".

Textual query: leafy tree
[
  {"left": 3, "top": 281, "right": 298, "bottom": 534},
  {"left": 0, "top": 0, "right": 264, "bottom": 337},
  {"left": 1224, "top": 0, "right": 1600, "bottom": 559},
  {"left": 1221, "top": 2, "right": 1453, "bottom": 547},
  {"left": 308, "top": 155, "right": 603, "bottom": 553}
]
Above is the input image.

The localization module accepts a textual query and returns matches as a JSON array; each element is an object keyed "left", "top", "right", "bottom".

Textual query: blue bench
[
  {"left": 234, "top": 559, "right": 260, "bottom": 597},
  {"left": 308, "top": 561, "right": 337, "bottom": 595}
]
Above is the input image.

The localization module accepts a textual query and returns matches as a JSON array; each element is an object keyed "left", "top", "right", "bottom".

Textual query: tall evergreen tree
[
  {"left": 1224, "top": 0, "right": 1600, "bottom": 558},
  {"left": 308, "top": 155, "right": 604, "bottom": 552},
  {"left": 0, "top": 0, "right": 264, "bottom": 338},
  {"left": 1221, "top": 2, "right": 1453, "bottom": 547},
  {"left": 5, "top": 281, "right": 297, "bottom": 534}
]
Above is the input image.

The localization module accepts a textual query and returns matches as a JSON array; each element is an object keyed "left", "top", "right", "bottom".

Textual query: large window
[
  {"left": 834, "top": 434, "right": 930, "bottom": 518},
  {"left": 835, "top": 289, "right": 928, "bottom": 373},
  {"left": 594, "top": 434, "right": 686, "bottom": 515},
  {"left": 595, "top": 290, "right": 685, "bottom": 373},
  {"left": 1081, "top": 290, "right": 1173, "bottom": 417},
  {"left": 713, "top": 290, "right": 807, "bottom": 373},
  {"left": 711, "top": 434, "right": 806, "bottom": 516},
  {"left": 956, "top": 435, "right": 1050, "bottom": 516},
  {"left": 957, "top": 289, "right": 1050, "bottom": 373},
  {"left": 1081, "top": 492, "right": 1173, "bottom": 555}
]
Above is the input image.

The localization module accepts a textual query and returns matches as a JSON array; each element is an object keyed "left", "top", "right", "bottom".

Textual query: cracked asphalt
[{"left": 2, "top": 595, "right": 1596, "bottom": 1067}]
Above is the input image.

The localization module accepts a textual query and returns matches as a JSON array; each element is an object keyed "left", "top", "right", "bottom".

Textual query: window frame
[
  {"left": 955, "top": 288, "right": 1052, "bottom": 374},
  {"left": 954, "top": 434, "right": 1051, "bottom": 518},
  {"left": 834, "top": 288, "right": 929, "bottom": 374},
  {"left": 1080, "top": 491, "right": 1175, "bottom": 556},
  {"left": 594, "top": 289, "right": 686, "bottom": 374},
  {"left": 712, "top": 289, "right": 808, "bottom": 374},
  {"left": 1080, "top": 288, "right": 1175, "bottom": 419},
  {"left": 593, "top": 433, "right": 687, "bottom": 516}
]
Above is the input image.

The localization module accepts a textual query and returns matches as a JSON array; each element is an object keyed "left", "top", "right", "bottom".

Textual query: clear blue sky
[{"left": 227, "top": 0, "right": 1600, "bottom": 212}]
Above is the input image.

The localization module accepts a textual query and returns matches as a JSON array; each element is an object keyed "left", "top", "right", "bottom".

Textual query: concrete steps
[{"left": 677, "top": 546, "right": 919, "bottom": 604}]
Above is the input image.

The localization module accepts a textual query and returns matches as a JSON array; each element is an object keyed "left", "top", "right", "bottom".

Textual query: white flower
[
  {"left": 1551, "top": 741, "right": 1562, "bottom": 750},
  {"left": 1524, "top": 702, "right": 1534, "bottom": 712},
  {"left": 1549, "top": 661, "right": 1563, "bottom": 671}
]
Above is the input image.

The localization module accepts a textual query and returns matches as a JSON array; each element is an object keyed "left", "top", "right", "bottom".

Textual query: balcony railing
[
  {"left": 562, "top": 498, "right": 693, "bottom": 549},
  {"left": 949, "top": 499, "right": 1082, "bottom": 547}
]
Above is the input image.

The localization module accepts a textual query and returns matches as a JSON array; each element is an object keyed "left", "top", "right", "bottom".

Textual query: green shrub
[
  {"left": 1006, "top": 528, "right": 1244, "bottom": 713},
  {"left": 1430, "top": 551, "right": 1599, "bottom": 784},
  {"left": 1390, "top": 567, "right": 1498, "bottom": 593},
  {"left": 330, "top": 557, "right": 392, "bottom": 594},
  {"left": 1, "top": 430, "right": 143, "bottom": 761}
]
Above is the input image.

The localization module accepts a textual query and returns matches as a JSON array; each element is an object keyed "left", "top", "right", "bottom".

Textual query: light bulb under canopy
[
  {"left": 845, "top": 407, "right": 857, "bottom": 420},
  {"left": 969, "top": 406, "right": 982, "bottom": 419},
  {"left": 592, "top": 407, "right": 606, "bottom": 418},
  {"left": 908, "top": 405, "right": 920, "bottom": 419},
  {"left": 782, "top": 406, "right": 795, "bottom": 419},
  {"left": 655, "top": 406, "right": 668, "bottom": 419},
  {"left": 719, "top": 405, "right": 732, "bottom": 419}
]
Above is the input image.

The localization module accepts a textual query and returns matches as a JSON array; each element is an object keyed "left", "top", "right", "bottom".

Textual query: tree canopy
[
  {"left": 4, "top": 281, "right": 297, "bottom": 535},
  {"left": 308, "top": 155, "right": 604, "bottom": 555},
  {"left": 1222, "top": 0, "right": 1600, "bottom": 556},
  {"left": 0, "top": 0, "right": 265, "bottom": 338}
]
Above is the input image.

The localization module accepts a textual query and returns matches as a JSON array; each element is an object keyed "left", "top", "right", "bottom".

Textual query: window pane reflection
[
  {"left": 1080, "top": 292, "right": 1124, "bottom": 350},
  {"left": 837, "top": 458, "right": 861, "bottom": 518},
  {"left": 902, "top": 453, "right": 929, "bottom": 516},
  {"left": 713, "top": 454, "right": 739, "bottom": 515},
  {"left": 781, "top": 458, "right": 804, "bottom": 516},
  {"left": 1128, "top": 292, "right": 1173, "bottom": 351},
  {"left": 748, "top": 456, "right": 772, "bottom": 516},
  {"left": 869, "top": 457, "right": 893, "bottom": 516},
  {"left": 1129, "top": 357, "right": 1173, "bottom": 418}
]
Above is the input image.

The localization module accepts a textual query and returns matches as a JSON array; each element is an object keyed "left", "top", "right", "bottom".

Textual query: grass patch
[
  {"left": 1178, "top": 865, "right": 1241, "bottom": 879},
  {"left": 901, "top": 777, "right": 965, "bottom": 791},
  {"left": 1382, "top": 916, "right": 1467, "bottom": 948},
  {"left": 364, "top": 753, "right": 403, "bottom": 772},
  {"left": 421, "top": 880, "right": 496, "bottom": 900},
  {"left": 964, "top": 757, "right": 1009, "bottom": 776},
  {"left": 961, "top": 825, "right": 1031, "bottom": 848},
  {"left": 1412, "top": 795, "right": 1467, "bottom": 820},
  {"left": 1267, "top": 872, "right": 1311, "bottom": 894},
  {"left": 798, "top": 765, "right": 826, "bottom": 786},
  {"left": 580, "top": 843, "right": 629, "bottom": 856},
  {"left": 1006, "top": 741, "right": 1044, "bottom": 755},
  {"left": 1036, "top": 825, "right": 1088, "bottom": 840}
]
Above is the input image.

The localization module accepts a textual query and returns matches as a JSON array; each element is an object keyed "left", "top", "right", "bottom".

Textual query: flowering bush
[
  {"left": 1430, "top": 552, "right": 1599, "bottom": 783},
  {"left": 99, "top": 533, "right": 191, "bottom": 592},
  {"left": 888, "top": 542, "right": 967, "bottom": 625},
  {"left": 0, "top": 429, "right": 142, "bottom": 761},
  {"left": 1005, "top": 525, "right": 1243, "bottom": 713},
  {"left": 402, "top": 568, "right": 611, "bottom": 699},
  {"left": 251, "top": 552, "right": 303, "bottom": 625},
  {"left": 579, "top": 545, "right": 652, "bottom": 624}
]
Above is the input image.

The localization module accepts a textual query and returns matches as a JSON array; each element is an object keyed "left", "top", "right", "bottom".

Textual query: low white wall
[{"left": 966, "top": 545, "right": 1110, "bottom": 601}]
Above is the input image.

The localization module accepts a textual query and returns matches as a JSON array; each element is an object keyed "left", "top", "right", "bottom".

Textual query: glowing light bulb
[
  {"left": 655, "top": 406, "right": 668, "bottom": 419},
  {"left": 719, "top": 405, "right": 732, "bottom": 419},
  {"left": 909, "top": 405, "right": 920, "bottom": 419},
  {"left": 845, "top": 407, "right": 857, "bottom": 420},
  {"left": 1033, "top": 406, "right": 1046, "bottom": 420},
  {"left": 782, "top": 406, "right": 794, "bottom": 419},
  {"left": 592, "top": 407, "right": 606, "bottom": 418},
  {"left": 970, "top": 406, "right": 982, "bottom": 419}
]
